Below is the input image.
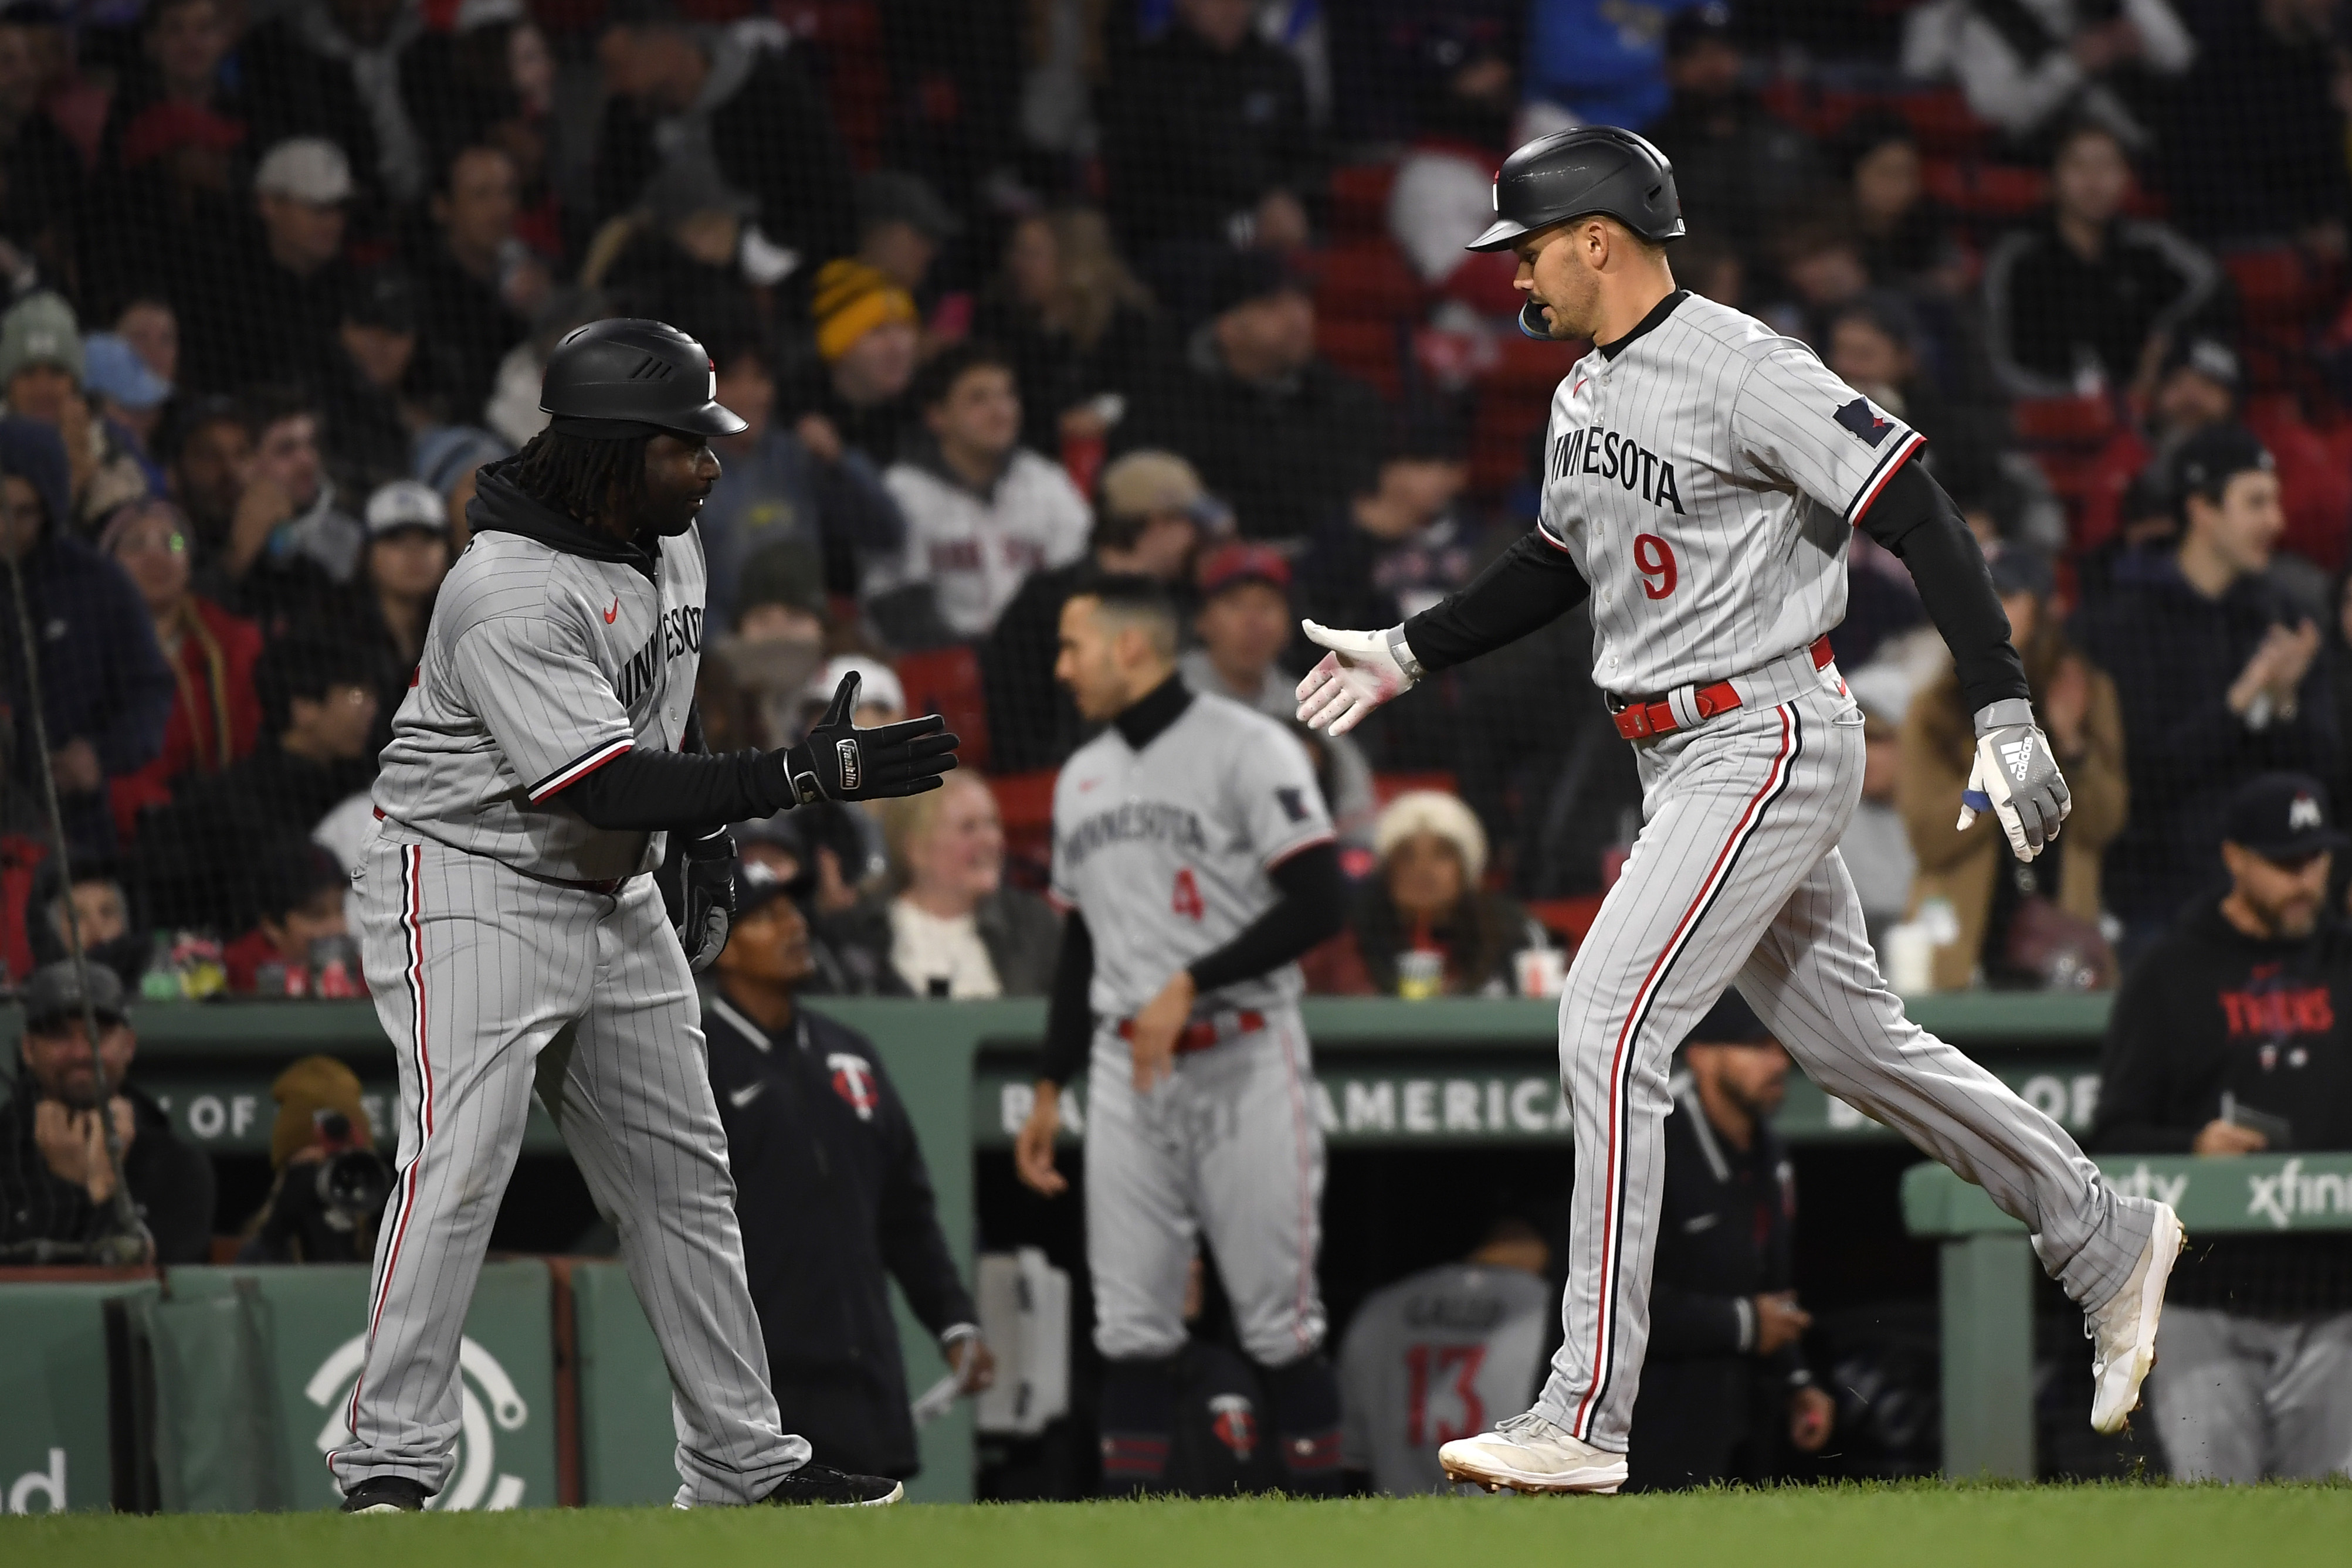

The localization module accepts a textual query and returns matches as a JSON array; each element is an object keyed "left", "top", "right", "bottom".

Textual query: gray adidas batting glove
[{"left": 1957, "top": 698, "right": 2072, "bottom": 861}]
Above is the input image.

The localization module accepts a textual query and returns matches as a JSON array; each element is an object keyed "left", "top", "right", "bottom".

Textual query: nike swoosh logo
[
  {"left": 728, "top": 1082, "right": 765, "bottom": 1108},
  {"left": 604, "top": 597, "right": 621, "bottom": 624}
]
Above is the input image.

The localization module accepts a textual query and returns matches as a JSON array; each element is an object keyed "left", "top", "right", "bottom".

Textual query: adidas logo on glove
[{"left": 2001, "top": 738, "right": 2036, "bottom": 782}]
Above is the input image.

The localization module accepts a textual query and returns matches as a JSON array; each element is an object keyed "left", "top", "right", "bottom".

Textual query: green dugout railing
[
  {"left": 1902, "top": 1154, "right": 2352, "bottom": 1481},
  {"left": 0, "top": 993, "right": 2114, "bottom": 1508}
]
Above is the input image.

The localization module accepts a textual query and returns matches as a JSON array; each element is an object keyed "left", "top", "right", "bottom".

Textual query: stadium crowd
[{"left": 4, "top": 0, "right": 2352, "bottom": 1495}]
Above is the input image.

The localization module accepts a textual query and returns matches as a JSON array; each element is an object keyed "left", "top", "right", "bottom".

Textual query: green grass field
[{"left": 7, "top": 1484, "right": 2349, "bottom": 1568}]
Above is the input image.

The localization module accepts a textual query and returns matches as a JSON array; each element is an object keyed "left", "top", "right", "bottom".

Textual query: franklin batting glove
[
  {"left": 784, "top": 670, "right": 960, "bottom": 804},
  {"left": 1957, "top": 697, "right": 2073, "bottom": 861},
  {"left": 662, "top": 827, "right": 736, "bottom": 972},
  {"left": 1296, "top": 621, "right": 1422, "bottom": 737}
]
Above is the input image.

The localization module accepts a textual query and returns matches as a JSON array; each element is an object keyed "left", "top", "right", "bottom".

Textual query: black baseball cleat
[
  {"left": 340, "top": 1475, "right": 429, "bottom": 1513},
  {"left": 758, "top": 1462, "right": 904, "bottom": 1507}
]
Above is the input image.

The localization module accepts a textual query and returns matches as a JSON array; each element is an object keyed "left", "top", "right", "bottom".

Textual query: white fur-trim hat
[{"left": 1374, "top": 790, "right": 1487, "bottom": 884}]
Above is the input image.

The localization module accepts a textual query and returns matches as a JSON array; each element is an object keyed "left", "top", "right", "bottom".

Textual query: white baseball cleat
[
  {"left": 1438, "top": 1410, "right": 1629, "bottom": 1495},
  {"left": 2086, "top": 1201, "right": 2183, "bottom": 1434}
]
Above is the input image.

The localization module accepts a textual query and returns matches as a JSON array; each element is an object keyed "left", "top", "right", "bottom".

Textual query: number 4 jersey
[
  {"left": 1536, "top": 289, "right": 1921, "bottom": 698},
  {"left": 1050, "top": 687, "right": 1334, "bottom": 1020}
]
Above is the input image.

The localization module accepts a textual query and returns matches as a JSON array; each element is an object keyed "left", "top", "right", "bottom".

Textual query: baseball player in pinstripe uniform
[
  {"left": 1299, "top": 128, "right": 2183, "bottom": 1495},
  {"left": 1011, "top": 575, "right": 1352, "bottom": 1495},
  {"left": 331, "top": 320, "right": 957, "bottom": 1513}
]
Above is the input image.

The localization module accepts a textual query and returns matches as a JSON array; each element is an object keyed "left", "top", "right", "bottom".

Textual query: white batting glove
[
  {"left": 1956, "top": 698, "right": 2073, "bottom": 861},
  {"left": 1296, "top": 621, "right": 1421, "bottom": 736}
]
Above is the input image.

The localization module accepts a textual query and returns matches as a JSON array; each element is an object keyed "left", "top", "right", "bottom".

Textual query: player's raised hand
[
  {"left": 784, "top": 671, "right": 960, "bottom": 803},
  {"left": 1957, "top": 698, "right": 2072, "bottom": 861},
  {"left": 1295, "top": 621, "right": 1421, "bottom": 737}
]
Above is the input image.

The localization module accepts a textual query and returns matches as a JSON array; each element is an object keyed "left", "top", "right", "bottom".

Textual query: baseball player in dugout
[
  {"left": 1013, "top": 574, "right": 1351, "bottom": 1496},
  {"left": 332, "top": 318, "right": 958, "bottom": 1513},
  {"left": 1297, "top": 128, "right": 2180, "bottom": 1495}
]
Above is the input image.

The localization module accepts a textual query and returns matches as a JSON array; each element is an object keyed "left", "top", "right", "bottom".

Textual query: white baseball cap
[
  {"left": 808, "top": 654, "right": 905, "bottom": 717},
  {"left": 255, "top": 137, "right": 355, "bottom": 205},
  {"left": 365, "top": 479, "right": 448, "bottom": 537}
]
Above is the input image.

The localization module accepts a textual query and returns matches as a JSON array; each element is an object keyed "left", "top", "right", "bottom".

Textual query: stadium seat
[
  {"left": 1895, "top": 88, "right": 1988, "bottom": 157},
  {"left": 1526, "top": 895, "right": 1605, "bottom": 946},
  {"left": 989, "top": 770, "right": 1058, "bottom": 878},
  {"left": 1921, "top": 158, "right": 2047, "bottom": 222},
  {"left": 2011, "top": 394, "right": 2117, "bottom": 446},
  {"left": 894, "top": 645, "right": 992, "bottom": 775},
  {"left": 1328, "top": 162, "right": 1399, "bottom": 243},
  {"left": 2226, "top": 247, "right": 2323, "bottom": 333},
  {"left": 1317, "top": 317, "right": 1406, "bottom": 400},
  {"left": 1311, "top": 241, "right": 1428, "bottom": 321},
  {"left": 1370, "top": 771, "right": 1458, "bottom": 808}
]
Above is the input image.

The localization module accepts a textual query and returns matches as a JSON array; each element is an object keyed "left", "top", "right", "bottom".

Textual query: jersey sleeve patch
[{"left": 1834, "top": 397, "right": 1897, "bottom": 447}]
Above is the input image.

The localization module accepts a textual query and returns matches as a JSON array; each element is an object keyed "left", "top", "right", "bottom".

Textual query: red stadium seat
[
  {"left": 1311, "top": 241, "right": 1427, "bottom": 320},
  {"left": 2225, "top": 247, "right": 2322, "bottom": 332},
  {"left": 1526, "top": 895, "right": 1605, "bottom": 946},
  {"left": 2012, "top": 394, "right": 2118, "bottom": 446},
  {"left": 895, "top": 644, "right": 992, "bottom": 775},
  {"left": 1317, "top": 318, "right": 1404, "bottom": 399},
  {"left": 1328, "top": 162, "right": 1398, "bottom": 243},
  {"left": 1370, "top": 772, "right": 1458, "bottom": 809},
  {"left": 989, "top": 770, "right": 1058, "bottom": 880},
  {"left": 1895, "top": 89, "right": 1988, "bottom": 157}
]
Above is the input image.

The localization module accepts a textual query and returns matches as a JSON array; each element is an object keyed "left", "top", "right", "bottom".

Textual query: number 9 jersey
[
  {"left": 1050, "top": 689, "right": 1334, "bottom": 1018},
  {"left": 1535, "top": 290, "right": 1922, "bottom": 697}
]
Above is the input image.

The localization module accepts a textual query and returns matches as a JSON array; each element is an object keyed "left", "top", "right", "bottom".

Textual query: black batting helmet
[
  {"left": 1466, "top": 127, "right": 1686, "bottom": 253},
  {"left": 538, "top": 318, "right": 748, "bottom": 441}
]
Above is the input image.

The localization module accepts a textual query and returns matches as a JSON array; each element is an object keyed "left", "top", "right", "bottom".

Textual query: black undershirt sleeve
[
  {"left": 560, "top": 745, "right": 794, "bottom": 831},
  {"left": 1401, "top": 528, "right": 1591, "bottom": 674},
  {"left": 1040, "top": 909, "right": 1096, "bottom": 1088},
  {"left": 1185, "top": 841, "right": 1347, "bottom": 992},
  {"left": 1856, "top": 461, "right": 2031, "bottom": 715}
]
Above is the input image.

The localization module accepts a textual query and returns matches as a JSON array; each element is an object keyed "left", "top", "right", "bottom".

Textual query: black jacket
[
  {"left": 1105, "top": 24, "right": 1319, "bottom": 253},
  {"left": 981, "top": 557, "right": 1092, "bottom": 773},
  {"left": 704, "top": 994, "right": 976, "bottom": 1479},
  {"left": 1624, "top": 1076, "right": 1809, "bottom": 1492},
  {"left": 2073, "top": 552, "right": 2338, "bottom": 932},
  {"left": 594, "top": 41, "right": 856, "bottom": 268},
  {"left": 1116, "top": 334, "right": 1383, "bottom": 545},
  {"left": 0, "top": 1078, "right": 215, "bottom": 1264},
  {"left": 0, "top": 513, "right": 174, "bottom": 856},
  {"left": 2090, "top": 897, "right": 2352, "bottom": 1315},
  {"left": 137, "top": 738, "right": 378, "bottom": 932},
  {"left": 1984, "top": 212, "right": 2222, "bottom": 396}
]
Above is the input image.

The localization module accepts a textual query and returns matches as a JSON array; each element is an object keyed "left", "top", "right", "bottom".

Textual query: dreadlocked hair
[{"left": 510, "top": 428, "right": 652, "bottom": 525}]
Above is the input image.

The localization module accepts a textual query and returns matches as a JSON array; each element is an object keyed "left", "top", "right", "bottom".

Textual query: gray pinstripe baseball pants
[
  {"left": 330, "top": 835, "right": 809, "bottom": 1506},
  {"left": 1532, "top": 679, "right": 2158, "bottom": 1452}
]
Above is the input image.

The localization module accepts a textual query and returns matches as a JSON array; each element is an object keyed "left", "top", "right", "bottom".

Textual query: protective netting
[{"left": 4, "top": 0, "right": 2351, "bottom": 1000}]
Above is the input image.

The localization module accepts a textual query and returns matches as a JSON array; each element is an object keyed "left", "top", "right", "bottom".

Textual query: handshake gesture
[{"left": 785, "top": 671, "right": 960, "bottom": 805}]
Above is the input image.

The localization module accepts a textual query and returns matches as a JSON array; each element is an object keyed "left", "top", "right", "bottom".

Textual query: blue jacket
[
  {"left": 0, "top": 419, "right": 173, "bottom": 854},
  {"left": 1524, "top": 0, "right": 1710, "bottom": 130}
]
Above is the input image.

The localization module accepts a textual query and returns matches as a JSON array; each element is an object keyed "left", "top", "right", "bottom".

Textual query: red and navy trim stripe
[
  {"left": 1570, "top": 703, "right": 1801, "bottom": 1440},
  {"left": 340, "top": 845, "right": 436, "bottom": 1467},
  {"left": 1845, "top": 428, "right": 1925, "bottom": 527},
  {"left": 526, "top": 737, "right": 633, "bottom": 802}
]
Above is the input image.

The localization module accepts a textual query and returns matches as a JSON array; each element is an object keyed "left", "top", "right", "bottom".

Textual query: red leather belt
[
  {"left": 1117, "top": 1009, "right": 1267, "bottom": 1054},
  {"left": 1610, "top": 635, "right": 1834, "bottom": 742}
]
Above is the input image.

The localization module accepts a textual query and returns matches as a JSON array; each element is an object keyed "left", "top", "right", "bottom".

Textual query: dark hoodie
[
  {"left": 2092, "top": 895, "right": 2352, "bottom": 1315},
  {"left": 2073, "top": 549, "right": 2339, "bottom": 935},
  {"left": 0, "top": 419, "right": 175, "bottom": 855},
  {"left": 0, "top": 1073, "right": 216, "bottom": 1264}
]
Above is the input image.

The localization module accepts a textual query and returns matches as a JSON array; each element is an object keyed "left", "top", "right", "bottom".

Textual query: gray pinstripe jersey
[
  {"left": 1536, "top": 291, "right": 1922, "bottom": 697},
  {"left": 1051, "top": 691, "right": 1333, "bottom": 1018},
  {"left": 370, "top": 527, "right": 706, "bottom": 881}
]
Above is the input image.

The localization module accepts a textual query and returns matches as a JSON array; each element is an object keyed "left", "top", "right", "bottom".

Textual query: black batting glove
[
  {"left": 662, "top": 827, "right": 736, "bottom": 972},
  {"left": 782, "top": 671, "right": 959, "bottom": 804}
]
